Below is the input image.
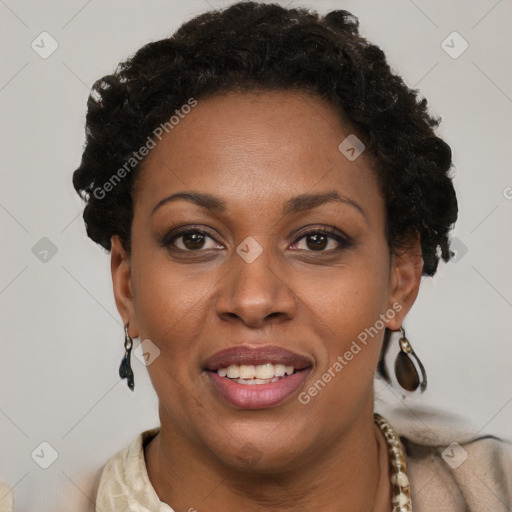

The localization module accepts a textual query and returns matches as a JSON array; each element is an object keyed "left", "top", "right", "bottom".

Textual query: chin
[
  {"left": 202, "top": 426, "right": 310, "bottom": 474},
  {"left": 221, "top": 446, "right": 305, "bottom": 474}
]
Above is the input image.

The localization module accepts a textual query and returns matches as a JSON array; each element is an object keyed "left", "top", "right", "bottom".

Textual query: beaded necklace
[{"left": 374, "top": 413, "right": 412, "bottom": 512}]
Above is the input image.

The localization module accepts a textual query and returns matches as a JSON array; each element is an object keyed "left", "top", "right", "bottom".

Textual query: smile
[
  {"left": 203, "top": 345, "right": 313, "bottom": 409},
  {"left": 218, "top": 363, "right": 295, "bottom": 384}
]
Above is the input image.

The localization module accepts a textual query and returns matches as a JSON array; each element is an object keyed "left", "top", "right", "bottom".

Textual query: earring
[
  {"left": 394, "top": 327, "right": 427, "bottom": 392},
  {"left": 119, "top": 324, "right": 135, "bottom": 391}
]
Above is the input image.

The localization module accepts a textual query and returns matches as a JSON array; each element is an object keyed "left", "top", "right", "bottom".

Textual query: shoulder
[
  {"left": 389, "top": 408, "right": 512, "bottom": 512},
  {"left": 94, "top": 427, "right": 175, "bottom": 512}
]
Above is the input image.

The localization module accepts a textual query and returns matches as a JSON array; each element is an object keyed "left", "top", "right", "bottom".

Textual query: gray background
[{"left": 1, "top": 0, "right": 511, "bottom": 510}]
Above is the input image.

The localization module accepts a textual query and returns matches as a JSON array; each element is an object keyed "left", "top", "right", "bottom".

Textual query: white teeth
[
  {"left": 216, "top": 363, "right": 296, "bottom": 381},
  {"left": 226, "top": 365, "right": 240, "bottom": 378},
  {"left": 239, "top": 365, "right": 256, "bottom": 378},
  {"left": 274, "top": 364, "right": 286, "bottom": 377},
  {"left": 255, "top": 363, "right": 274, "bottom": 379}
]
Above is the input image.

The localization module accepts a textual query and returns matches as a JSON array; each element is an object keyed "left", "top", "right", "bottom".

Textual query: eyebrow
[{"left": 151, "top": 190, "right": 367, "bottom": 221}]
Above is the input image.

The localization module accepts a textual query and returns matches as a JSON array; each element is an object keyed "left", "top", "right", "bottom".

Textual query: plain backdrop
[{"left": 1, "top": 1, "right": 511, "bottom": 510}]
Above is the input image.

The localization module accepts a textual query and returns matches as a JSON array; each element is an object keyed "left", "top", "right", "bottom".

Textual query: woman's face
[{"left": 112, "top": 90, "right": 421, "bottom": 472}]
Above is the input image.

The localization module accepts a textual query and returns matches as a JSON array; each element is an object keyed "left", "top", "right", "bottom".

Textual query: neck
[{"left": 145, "top": 406, "right": 391, "bottom": 512}]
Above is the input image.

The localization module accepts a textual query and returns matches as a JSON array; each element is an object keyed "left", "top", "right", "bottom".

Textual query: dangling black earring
[
  {"left": 119, "top": 324, "right": 135, "bottom": 391},
  {"left": 394, "top": 327, "right": 427, "bottom": 392}
]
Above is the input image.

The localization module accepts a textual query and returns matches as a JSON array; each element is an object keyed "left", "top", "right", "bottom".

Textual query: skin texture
[{"left": 111, "top": 90, "right": 423, "bottom": 511}]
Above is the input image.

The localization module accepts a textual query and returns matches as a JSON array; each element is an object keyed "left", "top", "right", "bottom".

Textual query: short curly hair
[{"left": 72, "top": 2, "right": 458, "bottom": 381}]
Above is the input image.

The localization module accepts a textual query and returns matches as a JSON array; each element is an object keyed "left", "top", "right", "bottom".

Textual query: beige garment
[
  {"left": 95, "top": 427, "right": 169, "bottom": 512},
  {"left": 94, "top": 415, "right": 512, "bottom": 511}
]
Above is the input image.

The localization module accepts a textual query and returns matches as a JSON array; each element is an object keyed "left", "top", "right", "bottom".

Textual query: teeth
[
  {"left": 239, "top": 364, "right": 256, "bottom": 379},
  {"left": 236, "top": 377, "right": 281, "bottom": 385},
  {"left": 226, "top": 365, "right": 240, "bottom": 378},
  {"left": 216, "top": 363, "right": 296, "bottom": 380},
  {"left": 274, "top": 364, "right": 286, "bottom": 377},
  {"left": 256, "top": 363, "right": 274, "bottom": 379}
]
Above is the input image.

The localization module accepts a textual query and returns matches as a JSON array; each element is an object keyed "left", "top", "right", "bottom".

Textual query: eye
[
  {"left": 161, "top": 226, "right": 353, "bottom": 253},
  {"left": 163, "top": 228, "right": 223, "bottom": 251},
  {"left": 291, "top": 227, "right": 352, "bottom": 252}
]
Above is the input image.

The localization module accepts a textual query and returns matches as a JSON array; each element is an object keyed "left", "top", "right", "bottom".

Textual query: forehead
[{"left": 133, "top": 90, "right": 382, "bottom": 219}]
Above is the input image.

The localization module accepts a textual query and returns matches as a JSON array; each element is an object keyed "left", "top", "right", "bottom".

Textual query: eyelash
[{"left": 161, "top": 225, "right": 353, "bottom": 254}]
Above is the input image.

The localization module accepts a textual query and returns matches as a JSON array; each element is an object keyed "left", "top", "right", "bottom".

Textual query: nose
[{"left": 215, "top": 246, "right": 297, "bottom": 328}]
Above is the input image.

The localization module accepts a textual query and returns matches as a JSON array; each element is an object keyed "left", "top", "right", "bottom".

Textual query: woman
[{"left": 72, "top": 2, "right": 512, "bottom": 511}]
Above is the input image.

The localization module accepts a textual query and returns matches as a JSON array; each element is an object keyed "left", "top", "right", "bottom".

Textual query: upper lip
[{"left": 203, "top": 345, "right": 314, "bottom": 371}]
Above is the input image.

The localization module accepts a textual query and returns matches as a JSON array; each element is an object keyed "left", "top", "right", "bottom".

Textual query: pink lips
[{"left": 203, "top": 345, "right": 313, "bottom": 409}]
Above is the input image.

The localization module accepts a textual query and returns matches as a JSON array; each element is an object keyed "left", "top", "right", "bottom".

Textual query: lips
[
  {"left": 202, "top": 345, "right": 313, "bottom": 409},
  {"left": 203, "top": 345, "right": 313, "bottom": 371}
]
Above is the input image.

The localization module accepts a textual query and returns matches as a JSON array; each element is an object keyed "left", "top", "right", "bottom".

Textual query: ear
[
  {"left": 385, "top": 232, "right": 423, "bottom": 331},
  {"left": 111, "top": 235, "right": 139, "bottom": 337}
]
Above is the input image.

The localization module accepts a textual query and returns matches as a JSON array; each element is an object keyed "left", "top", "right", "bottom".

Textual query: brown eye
[
  {"left": 303, "top": 232, "right": 329, "bottom": 251},
  {"left": 292, "top": 228, "right": 352, "bottom": 252},
  {"left": 164, "top": 229, "right": 223, "bottom": 251},
  {"left": 180, "top": 232, "right": 207, "bottom": 250}
]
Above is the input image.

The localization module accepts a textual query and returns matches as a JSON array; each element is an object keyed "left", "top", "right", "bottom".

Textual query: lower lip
[{"left": 206, "top": 369, "right": 310, "bottom": 409}]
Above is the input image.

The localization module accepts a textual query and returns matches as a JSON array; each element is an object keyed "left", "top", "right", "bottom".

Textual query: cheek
[
  {"left": 132, "top": 235, "right": 217, "bottom": 332},
  {"left": 130, "top": 258, "right": 214, "bottom": 422},
  {"left": 307, "top": 248, "right": 391, "bottom": 380},
  {"left": 130, "top": 251, "right": 218, "bottom": 383},
  {"left": 317, "top": 240, "right": 390, "bottom": 317}
]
